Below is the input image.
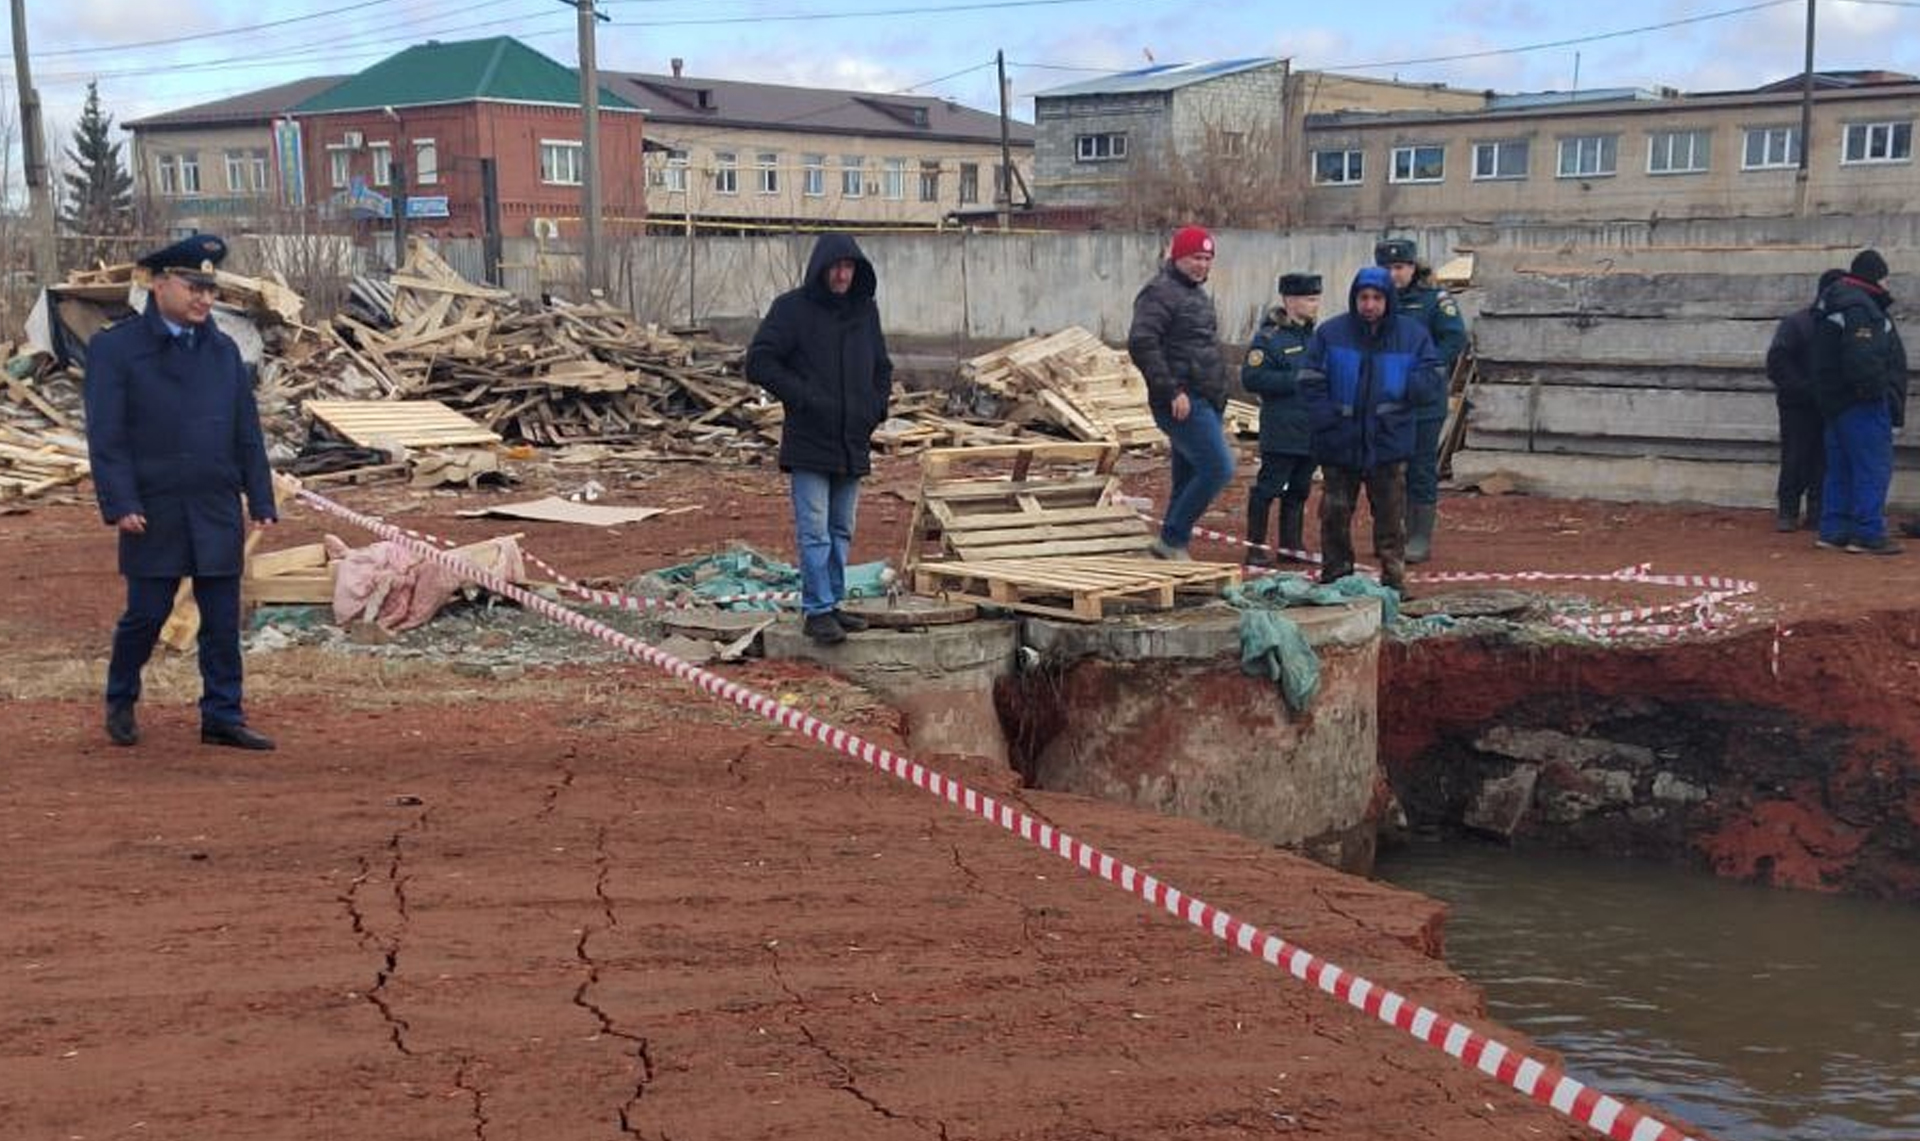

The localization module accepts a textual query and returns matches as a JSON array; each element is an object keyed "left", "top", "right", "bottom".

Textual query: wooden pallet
[
  {"left": 305, "top": 399, "right": 502, "bottom": 448},
  {"left": 904, "top": 441, "right": 1137, "bottom": 568},
  {"left": 913, "top": 556, "right": 1240, "bottom": 621}
]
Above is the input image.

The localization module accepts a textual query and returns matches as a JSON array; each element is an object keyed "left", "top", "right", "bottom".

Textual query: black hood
[{"left": 802, "top": 232, "right": 877, "bottom": 305}]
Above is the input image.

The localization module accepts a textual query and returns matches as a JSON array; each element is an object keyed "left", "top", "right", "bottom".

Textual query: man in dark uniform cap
[
  {"left": 1240, "top": 272, "right": 1321, "bottom": 565},
  {"left": 1375, "top": 237, "right": 1467, "bottom": 564},
  {"left": 84, "top": 234, "right": 280, "bottom": 749}
]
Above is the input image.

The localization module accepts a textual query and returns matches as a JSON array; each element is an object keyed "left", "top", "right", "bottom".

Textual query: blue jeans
[
  {"left": 789, "top": 470, "right": 861, "bottom": 616},
  {"left": 1408, "top": 416, "right": 1443, "bottom": 507},
  {"left": 107, "top": 574, "right": 246, "bottom": 726},
  {"left": 1150, "top": 399, "right": 1235, "bottom": 548},
  {"left": 1819, "top": 402, "right": 1894, "bottom": 544}
]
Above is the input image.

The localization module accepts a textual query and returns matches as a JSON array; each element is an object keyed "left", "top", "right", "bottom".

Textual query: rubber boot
[
  {"left": 1244, "top": 495, "right": 1274, "bottom": 567},
  {"left": 1775, "top": 496, "right": 1798, "bottom": 533},
  {"left": 1406, "top": 503, "right": 1437, "bottom": 565},
  {"left": 1278, "top": 500, "right": 1307, "bottom": 562}
]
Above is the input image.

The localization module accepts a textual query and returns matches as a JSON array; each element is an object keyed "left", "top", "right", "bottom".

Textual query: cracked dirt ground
[{"left": 0, "top": 465, "right": 1823, "bottom": 1141}]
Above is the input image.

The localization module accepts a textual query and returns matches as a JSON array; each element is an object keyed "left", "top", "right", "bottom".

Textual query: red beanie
[{"left": 1169, "top": 225, "right": 1214, "bottom": 261}]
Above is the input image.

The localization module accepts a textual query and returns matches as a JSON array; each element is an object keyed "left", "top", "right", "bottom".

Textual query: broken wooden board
[
  {"left": 455, "top": 496, "right": 665, "bottom": 527},
  {"left": 913, "top": 556, "right": 1240, "bottom": 622},
  {"left": 305, "top": 399, "right": 502, "bottom": 448},
  {"left": 905, "top": 442, "right": 1131, "bottom": 569}
]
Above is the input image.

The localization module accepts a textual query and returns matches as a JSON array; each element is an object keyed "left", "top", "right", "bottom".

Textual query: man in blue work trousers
[{"left": 84, "top": 234, "right": 279, "bottom": 750}]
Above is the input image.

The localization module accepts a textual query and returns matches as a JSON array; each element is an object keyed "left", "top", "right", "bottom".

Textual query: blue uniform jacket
[
  {"left": 1396, "top": 280, "right": 1467, "bottom": 422},
  {"left": 1239, "top": 312, "right": 1314, "bottom": 455},
  {"left": 1300, "top": 267, "right": 1443, "bottom": 472},
  {"left": 84, "top": 299, "right": 277, "bottom": 578}
]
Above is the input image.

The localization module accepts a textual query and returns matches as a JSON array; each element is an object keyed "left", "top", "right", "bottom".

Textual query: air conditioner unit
[
  {"left": 342, "top": 130, "right": 364, "bottom": 149},
  {"left": 529, "top": 217, "right": 562, "bottom": 240}
]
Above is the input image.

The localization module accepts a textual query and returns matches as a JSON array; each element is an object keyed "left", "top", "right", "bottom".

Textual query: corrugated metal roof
[
  {"left": 1032, "top": 58, "right": 1281, "bottom": 100},
  {"left": 294, "top": 36, "right": 635, "bottom": 114},
  {"left": 1486, "top": 88, "right": 1665, "bottom": 110},
  {"left": 125, "top": 75, "right": 347, "bottom": 130},
  {"left": 604, "top": 72, "right": 1031, "bottom": 145}
]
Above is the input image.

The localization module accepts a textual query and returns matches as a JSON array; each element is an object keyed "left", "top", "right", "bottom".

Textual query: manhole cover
[{"left": 848, "top": 596, "right": 979, "bottom": 628}]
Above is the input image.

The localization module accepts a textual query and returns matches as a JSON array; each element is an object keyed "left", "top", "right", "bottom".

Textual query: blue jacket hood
[{"left": 1349, "top": 266, "right": 1397, "bottom": 321}]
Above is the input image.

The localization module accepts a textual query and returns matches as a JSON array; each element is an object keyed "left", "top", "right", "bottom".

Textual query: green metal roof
[{"left": 294, "top": 36, "right": 635, "bottom": 114}]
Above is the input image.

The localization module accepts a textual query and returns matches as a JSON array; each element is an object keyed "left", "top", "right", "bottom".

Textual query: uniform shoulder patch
[
  {"left": 1441, "top": 300, "right": 1459, "bottom": 316},
  {"left": 1245, "top": 348, "right": 1265, "bottom": 367}
]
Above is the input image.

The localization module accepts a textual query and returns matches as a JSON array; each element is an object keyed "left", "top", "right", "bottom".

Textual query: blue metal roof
[{"left": 1033, "top": 58, "right": 1282, "bottom": 99}]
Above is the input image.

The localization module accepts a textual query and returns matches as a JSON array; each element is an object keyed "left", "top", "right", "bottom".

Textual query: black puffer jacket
[
  {"left": 1813, "top": 275, "right": 1909, "bottom": 427},
  {"left": 746, "top": 233, "right": 894, "bottom": 475},
  {"left": 1128, "top": 262, "right": 1226, "bottom": 411}
]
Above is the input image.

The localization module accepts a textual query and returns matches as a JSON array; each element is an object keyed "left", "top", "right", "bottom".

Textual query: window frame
[
  {"left": 1841, "top": 120, "right": 1913, "bottom": 165},
  {"left": 1310, "top": 148, "right": 1364, "bottom": 186},
  {"left": 918, "top": 159, "right": 941, "bottom": 203},
  {"left": 713, "top": 150, "right": 739, "bottom": 195},
  {"left": 1741, "top": 125, "right": 1800, "bottom": 171},
  {"left": 327, "top": 146, "right": 352, "bottom": 189},
  {"left": 882, "top": 156, "right": 908, "bottom": 200},
  {"left": 1647, "top": 129, "right": 1711, "bottom": 175},
  {"left": 1471, "top": 139, "right": 1529, "bottom": 181},
  {"left": 1389, "top": 143, "right": 1445, "bottom": 184},
  {"left": 413, "top": 139, "right": 438, "bottom": 185},
  {"left": 755, "top": 151, "right": 779, "bottom": 195},
  {"left": 540, "top": 140, "right": 584, "bottom": 186},
  {"left": 1556, "top": 134, "right": 1618, "bottom": 179},
  {"left": 802, "top": 153, "right": 826, "bottom": 197},
  {"left": 840, "top": 155, "right": 864, "bottom": 198},
  {"left": 369, "top": 141, "right": 393, "bottom": 187},
  {"left": 1074, "top": 132, "right": 1128, "bottom": 163},
  {"left": 958, "top": 161, "right": 979, "bottom": 205}
]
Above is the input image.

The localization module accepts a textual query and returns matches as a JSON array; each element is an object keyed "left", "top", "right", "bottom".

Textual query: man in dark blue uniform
[
  {"left": 84, "top": 234, "right": 279, "bottom": 749},
  {"left": 1375, "top": 238, "right": 1466, "bottom": 564},
  {"left": 1240, "top": 272, "right": 1321, "bottom": 566}
]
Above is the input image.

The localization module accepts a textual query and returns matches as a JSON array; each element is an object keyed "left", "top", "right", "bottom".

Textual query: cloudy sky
[{"left": 12, "top": 0, "right": 1920, "bottom": 155}]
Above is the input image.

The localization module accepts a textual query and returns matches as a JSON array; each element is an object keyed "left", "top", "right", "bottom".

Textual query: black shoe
[
  {"left": 201, "top": 722, "right": 276, "bottom": 750},
  {"left": 105, "top": 703, "right": 138, "bottom": 747},
  {"left": 1845, "top": 537, "right": 1905, "bottom": 556},
  {"left": 803, "top": 613, "right": 846, "bottom": 645},
  {"left": 831, "top": 608, "right": 869, "bottom": 633},
  {"left": 1774, "top": 513, "right": 1797, "bottom": 533}
]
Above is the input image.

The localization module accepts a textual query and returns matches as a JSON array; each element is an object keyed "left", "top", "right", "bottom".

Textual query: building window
[
  {"left": 713, "top": 150, "right": 738, "bottom": 194},
  {"left": 1075, "top": 132, "right": 1127, "bottom": 163},
  {"left": 655, "top": 148, "right": 688, "bottom": 192},
  {"left": 413, "top": 139, "right": 438, "bottom": 185},
  {"left": 1557, "top": 134, "right": 1617, "bottom": 178},
  {"left": 841, "top": 155, "right": 863, "bottom": 197},
  {"left": 755, "top": 151, "right": 779, "bottom": 195},
  {"left": 224, "top": 149, "right": 268, "bottom": 194},
  {"left": 176, "top": 154, "right": 201, "bottom": 194},
  {"left": 883, "top": 157, "right": 907, "bottom": 200},
  {"left": 1389, "top": 144, "right": 1445, "bottom": 184},
  {"left": 1742, "top": 126, "right": 1800, "bottom": 170},
  {"left": 1311, "top": 148, "right": 1363, "bottom": 185},
  {"left": 157, "top": 155, "right": 185, "bottom": 195},
  {"left": 1217, "top": 131, "right": 1246, "bottom": 160},
  {"left": 958, "top": 162, "right": 979, "bottom": 205},
  {"left": 369, "top": 142, "right": 393, "bottom": 187},
  {"left": 1472, "top": 139, "right": 1529, "bottom": 180},
  {"left": 327, "top": 147, "right": 351, "bottom": 189},
  {"left": 919, "top": 160, "right": 941, "bottom": 202},
  {"left": 540, "top": 140, "right": 583, "bottom": 185},
  {"left": 1648, "top": 129, "right": 1710, "bottom": 175},
  {"left": 1842, "top": 120, "right": 1912, "bottom": 165},
  {"left": 802, "top": 154, "right": 825, "bottom": 197}
]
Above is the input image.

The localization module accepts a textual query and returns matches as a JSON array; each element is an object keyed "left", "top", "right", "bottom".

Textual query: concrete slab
[{"left": 1022, "top": 598, "right": 1381, "bottom": 663}]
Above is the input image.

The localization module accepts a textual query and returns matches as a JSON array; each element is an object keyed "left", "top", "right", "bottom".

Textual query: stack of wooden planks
[
  {"left": 960, "top": 327, "right": 1259, "bottom": 447},
  {"left": 0, "top": 349, "right": 88, "bottom": 500},
  {"left": 904, "top": 442, "right": 1239, "bottom": 621}
]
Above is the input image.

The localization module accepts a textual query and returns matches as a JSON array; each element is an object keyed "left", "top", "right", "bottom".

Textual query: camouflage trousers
[{"left": 1319, "top": 463, "right": 1408, "bottom": 592}]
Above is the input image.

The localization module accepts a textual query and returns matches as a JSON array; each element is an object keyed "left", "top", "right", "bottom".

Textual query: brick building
[{"left": 292, "top": 36, "right": 645, "bottom": 240}]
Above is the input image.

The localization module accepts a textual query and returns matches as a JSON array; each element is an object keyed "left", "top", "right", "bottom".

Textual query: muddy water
[{"left": 1375, "top": 844, "right": 1920, "bottom": 1141}]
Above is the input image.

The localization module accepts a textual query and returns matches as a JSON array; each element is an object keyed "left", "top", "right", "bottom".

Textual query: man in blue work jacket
[
  {"left": 1299, "top": 266, "right": 1443, "bottom": 596},
  {"left": 1376, "top": 238, "right": 1466, "bottom": 564},
  {"left": 84, "top": 234, "right": 279, "bottom": 750}
]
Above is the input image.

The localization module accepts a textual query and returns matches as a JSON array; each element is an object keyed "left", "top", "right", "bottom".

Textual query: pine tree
[{"left": 61, "top": 81, "right": 134, "bottom": 237}]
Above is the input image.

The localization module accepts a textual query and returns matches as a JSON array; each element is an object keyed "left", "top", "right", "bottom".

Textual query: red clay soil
[{"left": 8, "top": 449, "right": 1911, "bottom": 1140}]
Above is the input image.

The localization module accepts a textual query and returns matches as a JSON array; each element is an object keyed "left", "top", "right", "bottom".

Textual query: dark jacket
[
  {"left": 1813, "top": 275, "right": 1908, "bottom": 427},
  {"left": 1765, "top": 306, "right": 1821, "bottom": 410},
  {"left": 746, "top": 233, "right": 894, "bottom": 476},
  {"left": 1395, "top": 270, "right": 1468, "bottom": 422},
  {"left": 1301, "top": 267, "right": 1443, "bottom": 472},
  {"left": 1240, "top": 310, "right": 1314, "bottom": 455},
  {"left": 1128, "top": 262, "right": 1226, "bottom": 411},
  {"left": 83, "top": 299, "right": 276, "bottom": 578}
]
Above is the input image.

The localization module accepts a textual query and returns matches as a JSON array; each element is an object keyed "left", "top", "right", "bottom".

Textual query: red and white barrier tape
[{"left": 291, "top": 485, "right": 1699, "bottom": 1141}]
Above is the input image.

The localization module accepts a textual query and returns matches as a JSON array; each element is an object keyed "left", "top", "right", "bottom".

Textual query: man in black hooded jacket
[{"left": 747, "top": 234, "right": 894, "bottom": 643}]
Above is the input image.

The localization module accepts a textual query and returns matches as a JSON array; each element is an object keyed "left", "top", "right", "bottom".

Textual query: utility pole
[
  {"left": 10, "top": 0, "right": 57, "bottom": 284},
  {"left": 1796, "top": 0, "right": 1817, "bottom": 215},
  {"left": 569, "top": 0, "right": 609, "bottom": 296},
  {"left": 996, "top": 49, "right": 1012, "bottom": 231}
]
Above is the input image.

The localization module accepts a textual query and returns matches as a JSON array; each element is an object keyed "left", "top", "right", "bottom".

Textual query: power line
[
  {"left": 32, "top": 0, "right": 404, "bottom": 60},
  {"left": 604, "top": 0, "right": 1118, "bottom": 26}
]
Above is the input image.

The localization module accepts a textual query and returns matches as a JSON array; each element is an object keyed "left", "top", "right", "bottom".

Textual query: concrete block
[
  {"left": 1452, "top": 450, "right": 1920, "bottom": 512},
  {"left": 1464, "top": 764, "right": 1539, "bottom": 839},
  {"left": 1022, "top": 598, "right": 1381, "bottom": 664}
]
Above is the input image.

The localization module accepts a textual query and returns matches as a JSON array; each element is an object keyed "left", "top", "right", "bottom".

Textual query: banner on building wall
[{"left": 271, "top": 118, "right": 306, "bottom": 208}]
